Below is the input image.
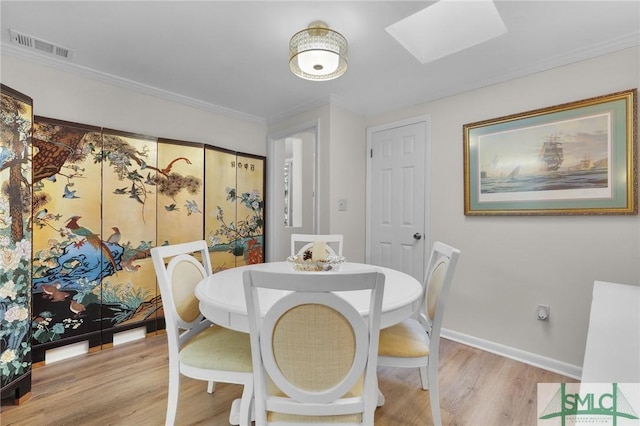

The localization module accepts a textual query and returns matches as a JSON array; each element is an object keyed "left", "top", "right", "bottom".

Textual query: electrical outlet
[{"left": 537, "top": 304, "right": 550, "bottom": 321}]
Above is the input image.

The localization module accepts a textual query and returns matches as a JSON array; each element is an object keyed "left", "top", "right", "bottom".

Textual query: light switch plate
[{"left": 338, "top": 199, "right": 347, "bottom": 211}]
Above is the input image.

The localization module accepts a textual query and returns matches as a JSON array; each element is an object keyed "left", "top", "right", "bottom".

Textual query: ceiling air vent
[{"left": 9, "top": 29, "right": 74, "bottom": 60}]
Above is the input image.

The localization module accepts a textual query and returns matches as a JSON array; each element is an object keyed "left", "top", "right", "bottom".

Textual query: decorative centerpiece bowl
[{"left": 287, "top": 254, "right": 346, "bottom": 272}]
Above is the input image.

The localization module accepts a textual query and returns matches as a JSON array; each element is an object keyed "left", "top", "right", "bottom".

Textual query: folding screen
[
  {"left": 31, "top": 118, "right": 104, "bottom": 351},
  {"left": 99, "top": 129, "right": 158, "bottom": 341},
  {"left": 205, "top": 147, "right": 265, "bottom": 271},
  {"left": 234, "top": 153, "right": 265, "bottom": 265},
  {"left": 0, "top": 85, "right": 33, "bottom": 402},
  {"left": 28, "top": 117, "right": 265, "bottom": 362},
  {"left": 156, "top": 138, "right": 205, "bottom": 246}
]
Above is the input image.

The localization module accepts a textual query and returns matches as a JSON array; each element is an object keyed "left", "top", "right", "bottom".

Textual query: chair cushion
[
  {"left": 378, "top": 318, "right": 430, "bottom": 358},
  {"left": 179, "top": 325, "right": 252, "bottom": 372}
]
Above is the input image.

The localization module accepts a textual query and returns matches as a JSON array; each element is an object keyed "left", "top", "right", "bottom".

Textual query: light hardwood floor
[{"left": 1, "top": 333, "right": 576, "bottom": 425}]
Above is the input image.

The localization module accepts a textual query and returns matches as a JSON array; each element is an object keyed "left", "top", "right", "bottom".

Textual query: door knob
[{"left": 413, "top": 233, "right": 422, "bottom": 240}]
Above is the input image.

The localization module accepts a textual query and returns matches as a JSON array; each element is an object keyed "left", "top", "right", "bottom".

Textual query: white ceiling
[{"left": 1, "top": 1, "right": 639, "bottom": 123}]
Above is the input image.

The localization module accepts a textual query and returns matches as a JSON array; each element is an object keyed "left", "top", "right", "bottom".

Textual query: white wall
[
  {"left": 367, "top": 47, "right": 640, "bottom": 372},
  {"left": 1, "top": 55, "right": 267, "bottom": 155},
  {"left": 329, "top": 105, "right": 366, "bottom": 262}
]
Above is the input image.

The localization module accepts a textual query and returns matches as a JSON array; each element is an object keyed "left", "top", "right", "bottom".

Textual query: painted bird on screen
[
  {"left": 63, "top": 184, "right": 80, "bottom": 199},
  {"left": 65, "top": 216, "right": 118, "bottom": 273},
  {"left": 106, "top": 227, "right": 121, "bottom": 244}
]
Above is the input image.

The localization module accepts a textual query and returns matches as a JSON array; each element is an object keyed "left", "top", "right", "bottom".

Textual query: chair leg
[
  {"left": 363, "top": 382, "right": 379, "bottom": 426},
  {"left": 419, "top": 366, "right": 429, "bottom": 390},
  {"left": 241, "top": 381, "right": 254, "bottom": 426},
  {"left": 229, "top": 381, "right": 253, "bottom": 426},
  {"left": 166, "top": 367, "right": 180, "bottom": 426},
  {"left": 428, "top": 360, "right": 442, "bottom": 426},
  {"left": 207, "top": 380, "right": 215, "bottom": 394}
]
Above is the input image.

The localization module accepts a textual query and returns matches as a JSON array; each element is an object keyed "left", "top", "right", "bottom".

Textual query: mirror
[
  {"left": 284, "top": 159, "right": 292, "bottom": 226},
  {"left": 283, "top": 137, "right": 303, "bottom": 227}
]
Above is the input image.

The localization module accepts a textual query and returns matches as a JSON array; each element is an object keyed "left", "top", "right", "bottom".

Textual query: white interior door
[{"left": 366, "top": 118, "right": 429, "bottom": 281}]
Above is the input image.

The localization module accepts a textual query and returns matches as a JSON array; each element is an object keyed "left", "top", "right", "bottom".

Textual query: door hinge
[{"left": 370, "top": 148, "right": 373, "bottom": 158}]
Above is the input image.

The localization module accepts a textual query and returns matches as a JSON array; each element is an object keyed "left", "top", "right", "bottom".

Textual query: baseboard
[{"left": 441, "top": 328, "right": 582, "bottom": 380}]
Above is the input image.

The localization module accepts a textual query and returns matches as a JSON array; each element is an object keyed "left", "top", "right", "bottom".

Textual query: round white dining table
[{"left": 195, "top": 261, "right": 423, "bottom": 333}]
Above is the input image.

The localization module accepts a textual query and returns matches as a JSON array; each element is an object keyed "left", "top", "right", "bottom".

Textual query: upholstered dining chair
[
  {"left": 150, "top": 240, "right": 253, "bottom": 426},
  {"left": 377, "top": 241, "right": 461, "bottom": 426},
  {"left": 243, "top": 269, "right": 385, "bottom": 425},
  {"left": 290, "top": 233, "right": 344, "bottom": 257}
]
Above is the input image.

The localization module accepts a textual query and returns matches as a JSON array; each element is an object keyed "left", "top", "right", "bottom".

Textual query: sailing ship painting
[
  {"left": 466, "top": 89, "right": 634, "bottom": 215},
  {"left": 480, "top": 132, "right": 609, "bottom": 195},
  {"left": 539, "top": 135, "right": 564, "bottom": 171},
  {"left": 579, "top": 154, "right": 595, "bottom": 170}
]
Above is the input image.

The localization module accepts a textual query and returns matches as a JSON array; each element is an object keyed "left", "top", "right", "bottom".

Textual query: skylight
[{"left": 385, "top": 0, "right": 507, "bottom": 64}]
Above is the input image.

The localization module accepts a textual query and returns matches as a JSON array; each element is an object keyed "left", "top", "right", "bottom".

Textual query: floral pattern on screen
[
  {"left": 206, "top": 149, "right": 265, "bottom": 271},
  {"left": 0, "top": 86, "right": 33, "bottom": 389}
]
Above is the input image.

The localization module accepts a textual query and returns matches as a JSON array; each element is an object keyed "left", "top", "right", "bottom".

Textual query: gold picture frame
[{"left": 463, "top": 89, "right": 637, "bottom": 215}]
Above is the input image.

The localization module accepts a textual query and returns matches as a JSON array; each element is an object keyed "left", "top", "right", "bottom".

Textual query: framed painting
[{"left": 463, "top": 89, "right": 637, "bottom": 215}]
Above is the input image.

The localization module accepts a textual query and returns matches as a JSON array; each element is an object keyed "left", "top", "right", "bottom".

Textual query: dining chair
[
  {"left": 243, "top": 268, "right": 385, "bottom": 425},
  {"left": 290, "top": 233, "right": 344, "bottom": 257},
  {"left": 377, "top": 241, "right": 461, "bottom": 426},
  {"left": 150, "top": 240, "right": 253, "bottom": 426}
]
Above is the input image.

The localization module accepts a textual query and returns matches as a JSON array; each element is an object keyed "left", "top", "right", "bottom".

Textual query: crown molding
[
  {"left": 265, "top": 95, "right": 332, "bottom": 124},
  {"left": 426, "top": 31, "right": 640, "bottom": 104},
  {"left": 265, "top": 93, "right": 355, "bottom": 124},
  {"left": 3, "top": 29, "right": 638, "bottom": 125},
  {"left": 1, "top": 43, "right": 266, "bottom": 125}
]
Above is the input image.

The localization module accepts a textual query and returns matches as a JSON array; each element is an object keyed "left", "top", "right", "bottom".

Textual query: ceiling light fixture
[{"left": 289, "top": 21, "right": 348, "bottom": 81}]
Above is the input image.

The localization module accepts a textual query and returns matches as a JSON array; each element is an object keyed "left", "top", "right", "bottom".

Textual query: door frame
[
  {"left": 365, "top": 115, "right": 431, "bottom": 279},
  {"left": 267, "top": 120, "right": 319, "bottom": 262}
]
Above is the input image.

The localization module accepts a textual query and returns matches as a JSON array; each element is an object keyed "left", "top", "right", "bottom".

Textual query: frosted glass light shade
[
  {"left": 297, "top": 50, "right": 340, "bottom": 76},
  {"left": 289, "top": 21, "right": 348, "bottom": 81}
]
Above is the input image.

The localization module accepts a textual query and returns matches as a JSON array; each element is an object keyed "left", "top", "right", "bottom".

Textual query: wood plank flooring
[{"left": 1, "top": 333, "right": 576, "bottom": 425}]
